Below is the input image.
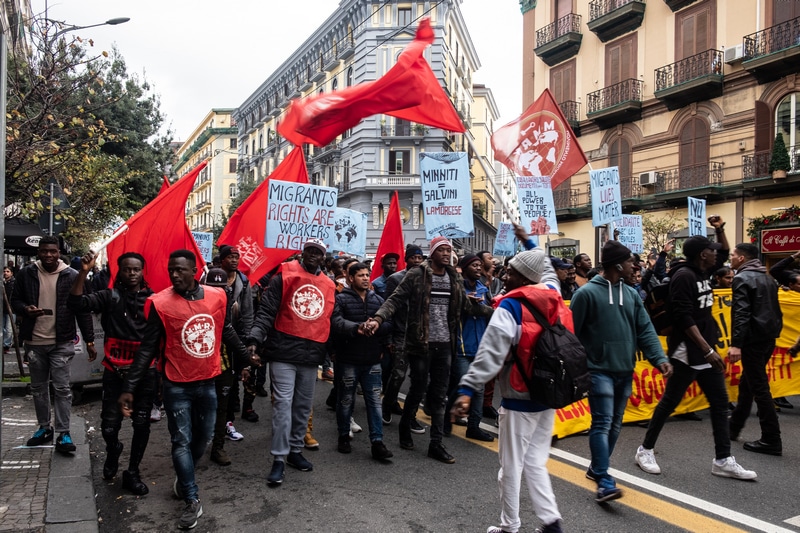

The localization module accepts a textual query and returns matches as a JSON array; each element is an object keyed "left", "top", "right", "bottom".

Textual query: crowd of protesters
[{"left": 10, "top": 212, "right": 799, "bottom": 532}]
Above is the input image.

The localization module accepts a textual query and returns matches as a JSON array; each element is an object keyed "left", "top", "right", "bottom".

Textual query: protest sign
[
  {"left": 419, "top": 152, "right": 473, "bottom": 239},
  {"left": 493, "top": 222, "right": 518, "bottom": 257},
  {"left": 517, "top": 176, "right": 558, "bottom": 236},
  {"left": 329, "top": 208, "right": 367, "bottom": 257},
  {"left": 688, "top": 196, "right": 706, "bottom": 237},
  {"left": 191, "top": 232, "right": 214, "bottom": 263},
  {"left": 265, "top": 182, "right": 338, "bottom": 250},
  {"left": 616, "top": 215, "right": 643, "bottom": 254},
  {"left": 590, "top": 167, "right": 622, "bottom": 227}
]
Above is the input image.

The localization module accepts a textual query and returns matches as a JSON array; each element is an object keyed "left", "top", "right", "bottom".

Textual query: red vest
[
  {"left": 102, "top": 337, "right": 142, "bottom": 371},
  {"left": 149, "top": 286, "right": 227, "bottom": 383},
  {"left": 274, "top": 261, "right": 335, "bottom": 343}
]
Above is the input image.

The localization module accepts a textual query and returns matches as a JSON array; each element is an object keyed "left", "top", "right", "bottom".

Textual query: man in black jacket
[
  {"left": 68, "top": 251, "right": 154, "bottom": 494},
  {"left": 331, "top": 262, "right": 393, "bottom": 461},
  {"left": 11, "top": 236, "right": 96, "bottom": 454},
  {"left": 728, "top": 243, "right": 784, "bottom": 455}
]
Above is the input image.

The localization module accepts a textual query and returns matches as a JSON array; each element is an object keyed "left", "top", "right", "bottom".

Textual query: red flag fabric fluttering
[
  {"left": 279, "top": 18, "right": 464, "bottom": 148},
  {"left": 491, "top": 88, "right": 587, "bottom": 190},
  {"left": 370, "top": 192, "right": 406, "bottom": 282},
  {"left": 106, "top": 162, "right": 207, "bottom": 293},
  {"left": 217, "top": 146, "right": 310, "bottom": 283},
  {"left": 157, "top": 175, "right": 170, "bottom": 195}
]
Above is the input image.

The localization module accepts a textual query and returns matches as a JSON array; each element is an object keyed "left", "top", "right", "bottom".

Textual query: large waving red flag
[
  {"left": 279, "top": 18, "right": 464, "bottom": 147},
  {"left": 370, "top": 192, "right": 406, "bottom": 282},
  {"left": 218, "top": 146, "right": 309, "bottom": 283},
  {"left": 491, "top": 88, "right": 587, "bottom": 190},
  {"left": 157, "top": 175, "right": 170, "bottom": 195},
  {"left": 106, "top": 162, "right": 207, "bottom": 292}
]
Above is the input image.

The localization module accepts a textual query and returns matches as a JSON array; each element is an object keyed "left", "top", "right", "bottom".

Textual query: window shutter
[
  {"left": 696, "top": 11, "right": 708, "bottom": 54},
  {"left": 754, "top": 101, "right": 771, "bottom": 153}
]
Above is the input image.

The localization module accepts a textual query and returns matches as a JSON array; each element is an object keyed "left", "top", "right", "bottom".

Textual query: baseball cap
[
  {"left": 304, "top": 238, "right": 327, "bottom": 254},
  {"left": 205, "top": 267, "right": 227, "bottom": 287},
  {"left": 682, "top": 236, "right": 722, "bottom": 260}
]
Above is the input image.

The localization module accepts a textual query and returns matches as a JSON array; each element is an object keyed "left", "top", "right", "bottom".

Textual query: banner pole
[
  {"left": 93, "top": 224, "right": 129, "bottom": 254},
  {"left": 464, "top": 134, "right": 515, "bottom": 222}
]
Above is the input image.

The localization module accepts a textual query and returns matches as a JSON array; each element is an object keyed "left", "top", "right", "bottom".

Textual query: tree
[
  {"left": 769, "top": 133, "right": 791, "bottom": 174},
  {"left": 633, "top": 209, "right": 684, "bottom": 254},
  {"left": 5, "top": 16, "right": 174, "bottom": 251}
]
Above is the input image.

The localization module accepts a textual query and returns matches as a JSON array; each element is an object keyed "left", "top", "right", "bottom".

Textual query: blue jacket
[{"left": 456, "top": 279, "right": 491, "bottom": 358}]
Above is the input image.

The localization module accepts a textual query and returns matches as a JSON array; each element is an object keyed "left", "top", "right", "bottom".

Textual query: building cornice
[
  {"left": 520, "top": 0, "right": 537, "bottom": 15},
  {"left": 174, "top": 127, "right": 238, "bottom": 173}
]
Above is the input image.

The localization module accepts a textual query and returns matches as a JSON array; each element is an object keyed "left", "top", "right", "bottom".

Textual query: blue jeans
[
  {"left": 336, "top": 363, "right": 384, "bottom": 442},
  {"left": 163, "top": 379, "right": 217, "bottom": 502},
  {"left": 3, "top": 314, "right": 13, "bottom": 348},
  {"left": 446, "top": 355, "right": 484, "bottom": 429},
  {"left": 588, "top": 371, "right": 632, "bottom": 487}
]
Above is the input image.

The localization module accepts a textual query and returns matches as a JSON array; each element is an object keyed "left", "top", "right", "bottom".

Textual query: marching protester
[
  {"left": 573, "top": 253, "right": 592, "bottom": 287},
  {"left": 635, "top": 220, "right": 758, "bottom": 481},
  {"left": 119, "top": 249, "right": 258, "bottom": 530},
  {"left": 570, "top": 241, "right": 672, "bottom": 503},
  {"left": 770, "top": 250, "right": 800, "bottom": 359},
  {"left": 11, "top": 236, "right": 97, "bottom": 454},
  {"left": 452, "top": 248, "right": 564, "bottom": 533},
  {"left": 371, "top": 252, "right": 400, "bottom": 300},
  {"left": 246, "top": 238, "right": 336, "bottom": 486},
  {"left": 68, "top": 251, "right": 154, "bottom": 495}
]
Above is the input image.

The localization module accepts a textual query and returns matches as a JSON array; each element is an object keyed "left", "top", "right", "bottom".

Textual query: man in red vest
[
  {"left": 247, "top": 238, "right": 336, "bottom": 487},
  {"left": 119, "top": 249, "right": 257, "bottom": 530}
]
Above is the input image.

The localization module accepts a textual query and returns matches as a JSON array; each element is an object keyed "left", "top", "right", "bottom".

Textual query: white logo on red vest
[
  {"left": 181, "top": 314, "right": 216, "bottom": 358},
  {"left": 290, "top": 284, "right": 325, "bottom": 321}
]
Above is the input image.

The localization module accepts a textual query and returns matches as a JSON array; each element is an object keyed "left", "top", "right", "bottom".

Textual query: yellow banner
[{"left": 553, "top": 289, "right": 800, "bottom": 439}]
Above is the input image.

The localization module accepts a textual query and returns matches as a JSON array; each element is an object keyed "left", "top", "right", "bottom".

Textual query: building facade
[
  {"left": 175, "top": 109, "right": 238, "bottom": 233},
  {"left": 522, "top": 0, "right": 800, "bottom": 265},
  {"left": 234, "top": 0, "right": 501, "bottom": 257}
]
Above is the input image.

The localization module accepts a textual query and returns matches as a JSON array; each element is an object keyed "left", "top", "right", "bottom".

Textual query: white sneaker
[
  {"left": 226, "top": 422, "right": 244, "bottom": 441},
  {"left": 635, "top": 446, "right": 661, "bottom": 474},
  {"left": 350, "top": 417, "right": 362, "bottom": 434},
  {"left": 711, "top": 456, "right": 757, "bottom": 480},
  {"left": 150, "top": 405, "right": 162, "bottom": 422}
]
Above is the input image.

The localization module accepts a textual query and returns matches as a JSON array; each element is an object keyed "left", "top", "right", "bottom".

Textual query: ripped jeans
[
  {"left": 336, "top": 363, "right": 384, "bottom": 443},
  {"left": 26, "top": 342, "right": 75, "bottom": 433}
]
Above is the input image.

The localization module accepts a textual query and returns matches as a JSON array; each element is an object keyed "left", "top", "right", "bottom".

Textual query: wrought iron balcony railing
[
  {"left": 744, "top": 15, "right": 800, "bottom": 59},
  {"left": 655, "top": 161, "right": 724, "bottom": 192},
  {"left": 743, "top": 146, "right": 800, "bottom": 180},
  {"left": 558, "top": 100, "right": 581, "bottom": 124},
  {"left": 587, "top": 79, "right": 642, "bottom": 114},
  {"left": 536, "top": 13, "right": 582, "bottom": 48},
  {"left": 655, "top": 49, "right": 722, "bottom": 91},
  {"left": 589, "top": 0, "right": 641, "bottom": 21}
]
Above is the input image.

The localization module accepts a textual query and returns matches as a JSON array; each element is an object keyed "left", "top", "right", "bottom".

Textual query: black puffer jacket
[
  {"left": 730, "top": 261, "right": 783, "bottom": 347},
  {"left": 11, "top": 262, "right": 94, "bottom": 343},
  {"left": 67, "top": 286, "right": 153, "bottom": 343},
  {"left": 331, "top": 287, "right": 391, "bottom": 365}
]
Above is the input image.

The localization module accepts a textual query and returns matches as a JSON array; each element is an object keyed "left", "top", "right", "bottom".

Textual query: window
[
  {"left": 332, "top": 78, "right": 338, "bottom": 91},
  {"left": 229, "top": 183, "right": 237, "bottom": 197},
  {"left": 398, "top": 7, "right": 412, "bottom": 27},
  {"left": 776, "top": 92, "right": 799, "bottom": 157},
  {"left": 555, "top": 0, "right": 572, "bottom": 20},
  {"left": 251, "top": 140, "right": 256, "bottom": 155},
  {"left": 395, "top": 118, "right": 411, "bottom": 136},
  {"left": 346, "top": 67, "right": 354, "bottom": 87},
  {"left": 328, "top": 165, "right": 336, "bottom": 186},
  {"left": 676, "top": 0, "right": 716, "bottom": 60},
  {"left": 230, "top": 138, "right": 237, "bottom": 149},
  {"left": 258, "top": 134, "right": 263, "bottom": 150},
  {"left": 342, "top": 160, "right": 350, "bottom": 189},
  {"left": 679, "top": 117, "right": 710, "bottom": 188},
  {"left": 389, "top": 150, "right": 410, "bottom": 174},
  {"left": 773, "top": 0, "right": 800, "bottom": 24},
  {"left": 550, "top": 60, "right": 576, "bottom": 104},
  {"left": 609, "top": 137, "right": 632, "bottom": 195},
  {"left": 605, "top": 34, "right": 637, "bottom": 86},
  {"left": 229, "top": 158, "right": 237, "bottom": 173}
]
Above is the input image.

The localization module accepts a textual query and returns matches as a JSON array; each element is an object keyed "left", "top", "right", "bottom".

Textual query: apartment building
[{"left": 522, "top": 0, "right": 800, "bottom": 264}]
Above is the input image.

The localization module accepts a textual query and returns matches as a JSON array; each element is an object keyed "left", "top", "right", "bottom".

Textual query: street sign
[{"left": 761, "top": 227, "right": 800, "bottom": 253}]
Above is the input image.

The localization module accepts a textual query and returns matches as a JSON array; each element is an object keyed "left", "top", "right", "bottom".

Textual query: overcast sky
[{"left": 34, "top": 0, "right": 523, "bottom": 142}]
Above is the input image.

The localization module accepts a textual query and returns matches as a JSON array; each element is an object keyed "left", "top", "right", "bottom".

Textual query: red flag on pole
[
  {"left": 218, "top": 146, "right": 310, "bottom": 283},
  {"left": 491, "top": 88, "right": 587, "bottom": 190},
  {"left": 157, "top": 175, "right": 170, "bottom": 195},
  {"left": 106, "top": 162, "right": 207, "bottom": 293},
  {"left": 279, "top": 19, "right": 464, "bottom": 148},
  {"left": 370, "top": 192, "right": 406, "bottom": 282}
]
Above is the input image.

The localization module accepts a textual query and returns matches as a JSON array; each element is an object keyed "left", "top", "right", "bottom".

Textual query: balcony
[
  {"left": 312, "top": 142, "right": 341, "bottom": 164},
  {"left": 653, "top": 161, "right": 724, "bottom": 198},
  {"left": 586, "top": 78, "right": 642, "bottom": 128},
  {"left": 558, "top": 100, "right": 581, "bottom": 135},
  {"left": 322, "top": 49, "right": 340, "bottom": 72},
  {"left": 654, "top": 49, "right": 723, "bottom": 110},
  {"left": 380, "top": 124, "right": 427, "bottom": 138},
  {"left": 587, "top": 0, "right": 646, "bottom": 43},
  {"left": 365, "top": 175, "right": 421, "bottom": 188},
  {"left": 196, "top": 200, "right": 212, "bottom": 212},
  {"left": 338, "top": 38, "right": 355, "bottom": 60},
  {"left": 662, "top": 0, "right": 700, "bottom": 11},
  {"left": 310, "top": 68, "right": 327, "bottom": 83},
  {"left": 743, "top": 16, "right": 800, "bottom": 83},
  {"left": 534, "top": 13, "right": 583, "bottom": 67},
  {"left": 743, "top": 146, "right": 800, "bottom": 181},
  {"left": 619, "top": 174, "right": 644, "bottom": 202}
]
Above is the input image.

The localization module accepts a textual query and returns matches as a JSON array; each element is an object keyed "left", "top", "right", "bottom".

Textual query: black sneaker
[
  {"left": 178, "top": 499, "right": 203, "bottom": 529},
  {"left": 122, "top": 470, "right": 149, "bottom": 495},
  {"left": 466, "top": 427, "right": 495, "bottom": 442},
  {"left": 399, "top": 424, "right": 414, "bottom": 450},
  {"left": 382, "top": 412, "right": 392, "bottom": 425},
  {"left": 241, "top": 409, "right": 259, "bottom": 422},
  {"left": 55, "top": 432, "right": 76, "bottom": 454},
  {"left": 427, "top": 442, "right": 455, "bottom": 464},
  {"left": 483, "top": 406, "right": 499, "bottom": 419},
  {"left": 338, "top": 435, "right": 352, "bottom": 454},
  {"left": 286, "top": 451, "right": 313, "bottom": 471},
  {"left": 26, "top": 426, "right": 53, "bottom": 447},
  {"left": 103, "top": 441, "right": 123, "bottom": 480},
  {"left": 267, "top": 461, "right": 285, "bottom": 486},
  {"left": 409, "top": 419, "right": 426, "bottom": 434},
  {"left": 255, "top": 385, "right": 269, "bottom": 397},
  {"left": 391, "top": 402, "right": 404, "bottom": 415},
  {"left": 371, "top": 441, "right": 393, "bottom": 461},
  {"left": 534, "top": 519, "right": 564, "bottom": 533}
]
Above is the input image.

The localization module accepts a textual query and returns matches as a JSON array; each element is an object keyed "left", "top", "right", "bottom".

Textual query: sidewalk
[{"left": 1, "top": 386, "right": 98, "bottom": 532}]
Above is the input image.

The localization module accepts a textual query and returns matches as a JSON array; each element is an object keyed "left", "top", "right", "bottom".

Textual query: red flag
[
  {"left": 370, "top": 192, "right": 406, "bottom": 282},
  {"left": 218, "top": 146, "right": 309, "bottom": 283},
  {"left": 491, "top": 88, "right": 587, "bottom": 190},
  {"left": 158, "top": 175, "right": 170, "bottom": 195},
  {"left": 279, "top": 19, "right": 464, "bottom": 147},
  {"left": 106, "top": 162, "right": 207, "bottom": 293}
]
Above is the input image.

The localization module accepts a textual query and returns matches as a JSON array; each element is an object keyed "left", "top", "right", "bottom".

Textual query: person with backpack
[
  {"left": 451, "top": 248, "right": 565, "bottom": 533},
  {"left": 569, "top": 240, "right": 673, "bottom": 503}
]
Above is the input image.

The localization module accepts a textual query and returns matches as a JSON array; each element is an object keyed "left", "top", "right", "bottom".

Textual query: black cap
[
  {"left": 205, "top": 267, "right": 227, "bottom": 287},
  {"left": 682, "top": 236, "right": 722, "bottom": 260}
]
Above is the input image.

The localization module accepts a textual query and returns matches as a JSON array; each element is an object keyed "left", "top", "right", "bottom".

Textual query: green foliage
[
  {"left": 632, "top": 209, "right": 684, "bottom": 254},
  {"left": 746, "top": 205, "right": 800, "bottom": 242},
  {"left": 5, "top": 16, "right": 174, "bottom": 249},
  {"left": 769, "top": 133, "right": 791, "bottom": 173}
]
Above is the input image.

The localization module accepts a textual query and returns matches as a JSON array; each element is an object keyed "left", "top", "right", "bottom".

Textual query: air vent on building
[
  {"left": 639, "top": 171, "right": 658, "bottom": 186},
  {"left": 724, "top": 44, "right": 744, "bottom": 64}
]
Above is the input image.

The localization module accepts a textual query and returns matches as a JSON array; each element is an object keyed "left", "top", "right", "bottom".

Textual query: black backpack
[
  {"left": 644, "top": 278, "right": 673, "bottom": 336},
  {"left": 511, "top": 298, "right": 591, "bottom": 409}
]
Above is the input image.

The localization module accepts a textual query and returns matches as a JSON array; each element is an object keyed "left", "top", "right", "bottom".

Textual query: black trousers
[
  {"left": 101, "top": 367, "right": 157, "bottom": 472},
  {"left": 729, "top": 339, "right": 781, "bottom": 444}
]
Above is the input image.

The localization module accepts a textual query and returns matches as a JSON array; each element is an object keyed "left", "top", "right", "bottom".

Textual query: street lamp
[{"left": 46, "top": 17, "right": 131, "bottom": 42}]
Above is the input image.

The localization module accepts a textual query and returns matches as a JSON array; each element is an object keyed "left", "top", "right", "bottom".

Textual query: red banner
[{"left": 761, "top": 227, "right": 800, "bottom": 253}]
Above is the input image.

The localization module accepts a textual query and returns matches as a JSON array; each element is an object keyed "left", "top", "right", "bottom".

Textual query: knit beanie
[
  {"left": 459, "top": 253, "right": 481, "bottom": 269},
  {"left": 405, "top": 244, "right": 424, "bottom": 260},
  {"left": 219, "top": 245, "right": 239, "bottom": 261},
  {"left": 508, "top": 249, "right": 546, "bottom": 284},
  {"left": 601, "top": 240, "right": 632, "bottom": 267},
  {"left": 429, "top": 236, "right": 452, "bottom": 255}
]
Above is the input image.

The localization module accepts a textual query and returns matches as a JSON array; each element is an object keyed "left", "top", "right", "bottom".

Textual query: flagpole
[
  {"left": 464, "top": 134, "right": 515, "bottom": 222},
  {"left": 93, "top": 224, "right": 129, "bottom": 254}
]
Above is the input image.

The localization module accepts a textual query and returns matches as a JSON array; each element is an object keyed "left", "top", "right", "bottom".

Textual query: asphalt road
[{"left": 73, "top": 381, "right": 800, "bottom": 533}]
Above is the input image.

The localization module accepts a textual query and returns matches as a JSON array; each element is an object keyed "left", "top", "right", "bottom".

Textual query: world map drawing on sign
[{"left": 508, "top": 110, "right": 567, "bottom": 177}]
